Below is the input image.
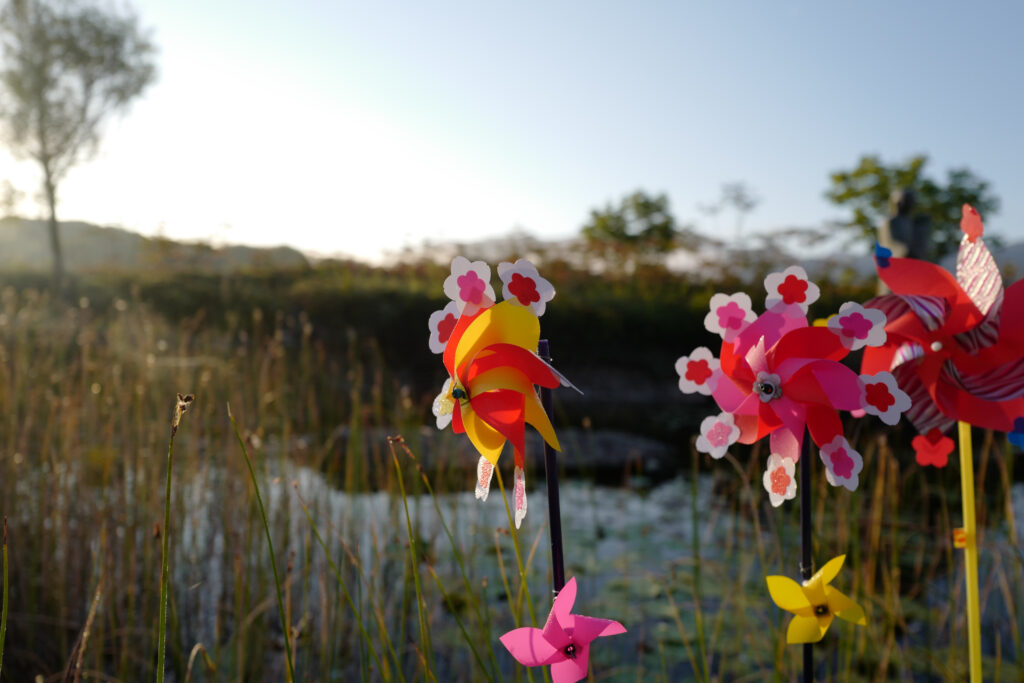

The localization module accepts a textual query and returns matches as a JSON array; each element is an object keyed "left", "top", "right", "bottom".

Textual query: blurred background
[{"left": 0, "top": 1, "right": 1021, "bottom": 681}]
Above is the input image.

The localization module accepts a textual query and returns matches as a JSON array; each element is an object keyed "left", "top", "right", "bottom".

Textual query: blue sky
[{"left": 2, "top": 0, "right": 1021, "bottom": 262}]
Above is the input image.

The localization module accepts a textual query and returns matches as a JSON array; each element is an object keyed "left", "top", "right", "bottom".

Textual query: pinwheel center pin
[
  {"left": 814, "top": 604, "right": 829, "bottom": 617},
  {"left": 563, "top": 643, "right": 577, "bottom": 659},
  {"left": 755, "top": 378, "right": 782, "bottom": 401},
  {"left": 452, "top": 386, "right": 468, "bottom": 400}
]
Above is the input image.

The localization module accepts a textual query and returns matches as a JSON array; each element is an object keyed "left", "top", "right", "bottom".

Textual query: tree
[
  {"left": 0, "top": 0, "right": 156, "bottom": 292},
  {"left": 825, "top": 154, "right": 1000, "bottom": 261},
  {"left": 581, "top": 190, "right": 693, "bottom": 273}
]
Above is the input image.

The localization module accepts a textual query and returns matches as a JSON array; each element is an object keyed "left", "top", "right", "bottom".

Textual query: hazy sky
[{"left": 2, "top": 0, "right": 1022, "bottom": 262}]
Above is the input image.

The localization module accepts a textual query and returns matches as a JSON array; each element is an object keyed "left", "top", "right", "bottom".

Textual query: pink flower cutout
[
  {"left": 675, "top": 347, "right": 720, "bottom": 395},
  {"left": 696, "top": 412, "right": 740, "bottom": 459},
  {"left": 704, "top": 292, "right": 755, "bottom": 341},
  {"left": 827, "top": 302, "right": 887, "bottom": 351},
  {"left": 859, "top": 372, "right": 911, "bottom": 426},
  {"left": 819, "top": 435, "right": 863, "bottom": 491},
  {"left": 443, "top": 256, "right": 495, "bottom": 312},
  {"left": 500, "top": 577, "right": 626, "bottom": 683},
  {"left": 498, "top": 259, "right": 556, "bottom": 316},
  {"left": 427, "top": 301, "right": 462, "bottom": 354},
  {"left": 765, "top": 266, "right": 820, "bottom": 314},
  {"left": 763, "top": 454, "right": 797, "bottom": 507}
]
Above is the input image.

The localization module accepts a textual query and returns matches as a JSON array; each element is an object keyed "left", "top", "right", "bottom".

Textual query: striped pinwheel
[{"left": 863, "top": 204, "right": 1024, "bottom": 466}]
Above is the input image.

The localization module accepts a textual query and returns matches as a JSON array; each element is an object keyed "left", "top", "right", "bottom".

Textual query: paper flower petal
[
  {"left": 475, "top": 456, "right": 494, "bottom": 500},
  {"left": 695, "top": 412, "right": 740, "bottom": 459},
  {"left": 428, "top": 301, "right": 462, "bottom": 354},
  {"left": 443, "top": 256, "right": 495, "bottom": 312},
  {"left": 961, "top": 203, "right": 984, "bottom": 243},
  {"left": 859, "top": 372, "right": 911, "bottom": 425},
  {"left": 763, "top": 453, "right": 797, "bottom": 507},
  {"left": 765, "top": 266, "right": 820, "bottom": 314},
  {"left": 432, "top": 378, "right": 454, "bottom": 429},
  {"left": 705, "top": 292, "right": 755, "bottom": 341},
  {"left": 513, "top": 465, "right": 528, "bottom": 528},
  {"left": 819, "top": 436, "right": 863, "bottom": 491},
  {"left": 911, "top": 428, "right": 954, "bottom": 467},
  {"left": 675, "top": 347, "right": 720, "bottom": 395},
  {"left": 827, "top": 302, "right": 887, "bottom": 351},
  {"left": 498, "top": 259, "right": 555, "bottom": 316}
]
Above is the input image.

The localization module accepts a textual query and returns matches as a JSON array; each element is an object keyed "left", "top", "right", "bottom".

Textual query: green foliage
[
  {"left": 825, "top": 154, "right": 1000, "bottom": 260},
  {"left": 0, "top": 0, "right": 157, "bottom": 289},
  {"left": 581, "top": 190, "right": 693, "bottom": 273}
]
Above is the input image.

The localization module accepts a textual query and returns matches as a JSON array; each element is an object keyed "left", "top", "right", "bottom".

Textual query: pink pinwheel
[
  {"left": 677, "top": 266, "right": 910, "bottom": 504},
  {"left": 863, "top": 205, "right": 1024, "bottom": 464},
  {"left": 500, "top": 577, "right": 625, "bottom": 683}
]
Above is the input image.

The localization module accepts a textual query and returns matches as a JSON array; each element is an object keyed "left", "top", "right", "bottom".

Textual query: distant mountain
[{"left": 0, "top": 217, "right": 309, "bottom": 272}]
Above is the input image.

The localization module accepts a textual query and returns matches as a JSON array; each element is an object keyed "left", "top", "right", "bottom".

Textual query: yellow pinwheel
[{"left": 765, "top": 554, "right": 866, "bottom": 644}]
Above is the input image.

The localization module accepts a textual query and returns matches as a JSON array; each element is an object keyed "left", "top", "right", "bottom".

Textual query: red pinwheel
[
  {"left": 863, "top": 205, "right": 1024, "bottom": 465},
  {"left": 677, "top": 266, "right": 910, "bottom": 504}
]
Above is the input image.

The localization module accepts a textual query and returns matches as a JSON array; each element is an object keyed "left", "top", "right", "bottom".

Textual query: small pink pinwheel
[
  {"left": 500, "top": 577, "right": 625, "bottom": 683},
  {"left": 676, "top": 265, "right": 911, "bottom": 504}
]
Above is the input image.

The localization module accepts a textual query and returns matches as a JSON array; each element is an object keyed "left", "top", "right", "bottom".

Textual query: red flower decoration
[
  {"left": 863, "top": 382, "right": 896, "bottom": 412},
  {"left": 770, "top": 467, "right": 791, "bottom": 495},
  {"left": 437, "top": 312, "right": 458, "bottom": 346},
  {"left": 911, "top": 428, "right": 954, "bottom": 468},
  {"left": 508, "top": 273, "right": 541, "bottom": 306},
  {"left": 778, "top": 275, "right": 809, "bottom": 305},
  {"left": 686, "top": 359, "right": 714, "bottom": 385}
]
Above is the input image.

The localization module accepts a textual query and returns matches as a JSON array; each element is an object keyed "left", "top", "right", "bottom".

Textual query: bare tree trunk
[{"left": 42, "top": 164, "right": 63, "bottom": 295}]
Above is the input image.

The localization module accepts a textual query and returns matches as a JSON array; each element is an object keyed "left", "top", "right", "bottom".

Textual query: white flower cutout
[
  {"left": 764, "top": 265, "right": 820, "bottom": 314},
  {"left": 704, "top": 292, "right": 756, "bottom": 341},
  {"left": 497, "top": 259, "right": 555, "bottom": 316},
  {"left": 431, "top": 378, "right": 454, "bottom": 430},
  {"left": 858, "top": 372, "right": 911, "bottom": 425},
  {"left": 763, "top": 453, "right": 797, "bottom": 507},
  {"left": 443, "top": 256, "right": 495, "bottom": 313},
  {"left": 827, "top": 302, "right": 887, "bottom": 351},
  {"left": 819, "top": 435, "right": 863, "bottom": 491},
  {"left": 695, "top": 412, "right": 740, "bottom": 459},
  {"left": 427, "top": 301, "right": 462, "bottom": 354},
  {"left": 675, "top": 347, "right": 720, "bottom": 395}
]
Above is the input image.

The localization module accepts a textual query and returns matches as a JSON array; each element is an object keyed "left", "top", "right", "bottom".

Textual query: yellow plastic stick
[{"left": 957, "top": 421, "right": 982, "bottom": 682}]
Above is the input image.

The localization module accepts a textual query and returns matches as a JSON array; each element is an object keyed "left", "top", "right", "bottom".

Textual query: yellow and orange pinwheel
[
  {"left": 766, "top": 554, "right": 866, "bottom": 644},
  {"left": 428, "top": 257, "right": 574, "bottom": 527}
]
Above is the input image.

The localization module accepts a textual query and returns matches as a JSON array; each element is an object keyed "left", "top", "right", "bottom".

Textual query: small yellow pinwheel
[{"left": 765, "top": 554, "right": 866, "bottom": 644}]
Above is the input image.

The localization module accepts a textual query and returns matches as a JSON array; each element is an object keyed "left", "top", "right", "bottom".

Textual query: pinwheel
[
  {"left": 766, "top": 554, "right": 866, "bottom": 644},
  {"left": 676, "top": 265, "right": 905, "bottom": 681},
  {"left": 863, "top": 205, "right": 1024, "bottom": 464},
  {"left": 676, "top": 265, "right": 910, "bottom": 503},
  {"left": 861, "top": 205, "right": 1024, "bottom": 682},
  {"left": 428, "top": 257, "right": 575, "bottom": 528},
  {"left": 500, "top": 576, "right": 626, "bottom": 683}
]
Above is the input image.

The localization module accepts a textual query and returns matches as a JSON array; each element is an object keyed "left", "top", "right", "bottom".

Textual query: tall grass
[{"left": 0, "top": 285, "right": 1018, "bottom": 680}]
